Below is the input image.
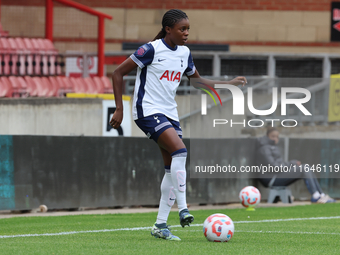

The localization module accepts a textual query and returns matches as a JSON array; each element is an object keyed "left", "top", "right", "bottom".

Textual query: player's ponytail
[
  {"left": 153, "top": 9, "right": 188, "bottom": 41},
  {"left": 153, "top": 28, "right": 166, "bottom": 41}
]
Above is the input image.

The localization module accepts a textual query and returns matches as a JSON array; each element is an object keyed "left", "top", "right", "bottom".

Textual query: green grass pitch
[{"left": 0, "top": 204, "right": 339, "bottom": 254}]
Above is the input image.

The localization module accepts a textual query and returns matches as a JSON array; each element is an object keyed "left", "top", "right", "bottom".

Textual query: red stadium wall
[{"left": 3, "top": 0, "right": 340, "bottom": 11}]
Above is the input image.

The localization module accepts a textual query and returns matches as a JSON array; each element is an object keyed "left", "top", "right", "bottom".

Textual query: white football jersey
[{"left": 130, "top": 38, "right": 196, "bottom": 121}]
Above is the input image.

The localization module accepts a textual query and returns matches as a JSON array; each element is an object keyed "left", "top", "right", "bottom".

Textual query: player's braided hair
[{"left": 153, "top": 9, "right": 188, "bottom": 41}]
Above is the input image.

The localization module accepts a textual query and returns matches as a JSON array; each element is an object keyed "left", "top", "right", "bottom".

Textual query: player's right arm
[{"left": 110, "top": 58, "right": 138, "bottom": 129}]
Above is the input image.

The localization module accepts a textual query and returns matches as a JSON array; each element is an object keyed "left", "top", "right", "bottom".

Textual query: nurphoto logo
[{"left": 200, "top": 84, "right": 311, "bottom": 128}]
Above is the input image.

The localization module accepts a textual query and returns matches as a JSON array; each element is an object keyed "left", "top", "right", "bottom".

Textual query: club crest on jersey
[{"left": 160, "top": 70, "right": 181, "bottom": 82}]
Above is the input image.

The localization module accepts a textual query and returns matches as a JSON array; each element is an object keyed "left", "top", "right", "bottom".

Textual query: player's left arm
[{"left": 187, "top": 69, "right": 247, "bottom": 88}]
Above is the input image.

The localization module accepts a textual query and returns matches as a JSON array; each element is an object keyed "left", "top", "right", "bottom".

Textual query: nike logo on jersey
[
  {"left": 160, "top": 70, "right": 181, "bottom": 82},
  {"left": 158, "top": 58, "right": 166, "bottom": 62},
  {"left": 169, "top": 198, "right": 176, "bottom": 201},
  {"left": 179, "top": 184, "right": 186, "bottom": 187}
]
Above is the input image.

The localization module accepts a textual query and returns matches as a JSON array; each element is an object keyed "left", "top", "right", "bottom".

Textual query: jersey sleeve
[
  {"left": 130, "top": 43, "right": 155, "bottom": 68},
  {"left": 184, "top": 52, "right": 196, "bottom": 76}
]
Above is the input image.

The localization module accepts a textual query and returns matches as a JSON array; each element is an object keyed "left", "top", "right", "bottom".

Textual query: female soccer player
[{"left": 110, "top": 9, "right": 247, "bottom": 241}]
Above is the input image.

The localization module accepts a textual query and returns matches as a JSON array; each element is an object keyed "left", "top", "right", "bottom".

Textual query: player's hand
[
  {"left": 296, "top": 161, "right": 301, "bottom": 166},
  {"left": 230, "top": 76, "right": 247, "bottom": 87},
  {"left": 110, "top": 109, "right": 123, "bottom": 129}
]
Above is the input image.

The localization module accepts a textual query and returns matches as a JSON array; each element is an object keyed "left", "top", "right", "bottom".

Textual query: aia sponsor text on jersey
[{"left": 160, "top": 70, "right": 181, "bottom": 82}]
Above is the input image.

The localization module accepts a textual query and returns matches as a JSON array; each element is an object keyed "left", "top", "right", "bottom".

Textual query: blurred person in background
[{"left": 256, "top": 127, "right": 336, "bottom": 204}]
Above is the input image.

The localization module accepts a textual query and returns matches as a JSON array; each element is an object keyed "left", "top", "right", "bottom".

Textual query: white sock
[
  {"left": 156, "top": 168, "right": 175, "bottom": 225},
  {"left": 320, "top": 193, "right": 326, "bottom": 197},
  {"left": 312, "top": 191, "right": 321, "bottom": 199},
  {"left": 170, "top": 149, "right": 188, "bottom": 212}
]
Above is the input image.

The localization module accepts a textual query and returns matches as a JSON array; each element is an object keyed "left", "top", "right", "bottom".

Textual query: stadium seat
[
  {"left": 41, "top": 77, "right": 54, "bottom": 97},
  {"left": 9, "top": 37, "right": 26, "bottom": 75},
  {"left": 43, "top": 39, "right": 59, "bottom": 75},
  {"left": 55, "top": 76, "right": 67, "bottom": 95},
  {"left": 16, "top": 38, "right": 31, "bottom": 76},
  {"left": 70, "top": 77, "right": 86, "bottom": 93},
  {"left": 59, "top": 76, "right": 74, "bottom": 94},
  {"left": 69, "top": 77, "right": 79, "bottom": 93},
  {"left": 37, "top": 39, "right": 49, "bottom": 76},
  {"left": 32, "top": 77, "right": 50, "bottom": 97},
  {"left": 78, "top": 77, "right": 90, "bottom": 93},
  {"left": 16, "top": 77, "right": 29, "bottom": 96},
  {"left": 8, "top": 76, "right": 20, "bottom": 93},
  {"left": 24, "top": 76, "right": 38, "bottom": 96},
  {"left": 7, "top": 38, "right": 20, "bottom": 75},
  {"left": 48, "top": 76, "right": 60, "bottom": 97},
  {"left": 0, "top": 38, "right": 12, "bottom": 75},
  {"left": 84, "top": 77, "right": 98, "bottom": 94},
  {"left": 9, "top": 76, "right": 27, "bottom": 97},
  {"left": 0, "top": 39, "right": 3, "bottom": 75},
  {"left": 31, "top": 39, "right": 43, "bottom": 75},
  {"left": 101, "top": 76, "right": 113, "bottom": 93},
  {"left": 0, "top": 79, "right": 5, "bottom": 97},
  {"left": 56, "top": 76, "right": 66, "bottom": 89},
  {"left": 92, "top": 76, "right": 105, "bottom": 94},
  {"left": 14, "top": 38, "right": 28, "bottom": 75},
  {"left": 0, "top": 37, "right": 61, "bottom": 78},
  {"left": 0, "top": 77, "right": 13, "bottom": 97},
  {"left": 23, "top": 38, "right": 35, "bottom": 75}
]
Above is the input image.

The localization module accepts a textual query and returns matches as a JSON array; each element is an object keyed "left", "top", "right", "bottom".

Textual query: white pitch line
[
  {"left": 0, "top": 227, "right": 152, "bottom": 239},
  {"left": 237, "top": 230, "right": 340, "bottom": 235},
  {"left": 1, "top": 216, "right": 340, "bottom": 239},
  {"left": 183, "top": 229, "right": 340, "bottom": 236},
  {"left": 233, "top": 215, "right": 340, "bottom": 224}
]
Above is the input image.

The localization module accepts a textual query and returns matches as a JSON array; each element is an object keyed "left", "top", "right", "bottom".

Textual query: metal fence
[
  {"left": 57, "top": 51, "right": 340, "bottom": 125},
  {"left": 3, "top": 50, "right": 333, "bottom": 81},
  {"left": 60, "top": 51, "right": 340, "bottom": 80}
]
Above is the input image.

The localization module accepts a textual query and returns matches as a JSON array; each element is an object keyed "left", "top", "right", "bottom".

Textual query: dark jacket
[
  {"left": 255, "top": 135, "right": 295, "bottom": 167},
  {"left": 255, "top": 135, "right": 298, "bottom": 186}
]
